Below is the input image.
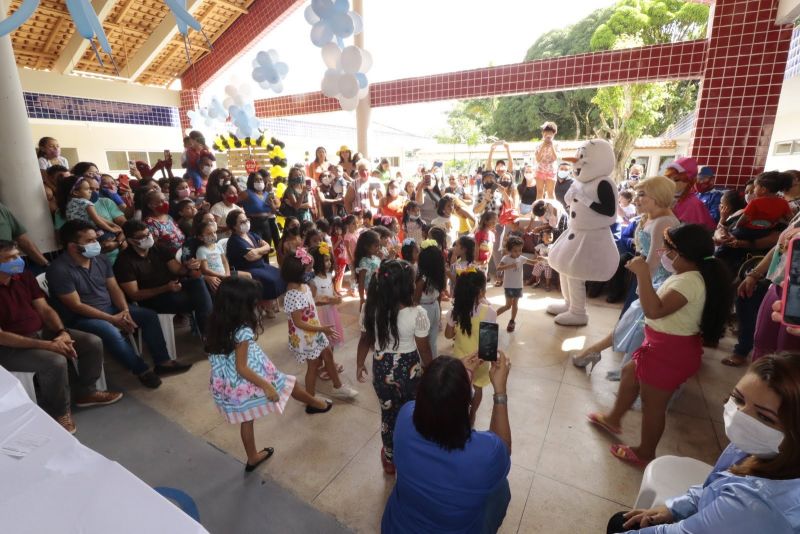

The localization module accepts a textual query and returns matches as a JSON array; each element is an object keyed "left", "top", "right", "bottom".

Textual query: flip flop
[
  {"left": 507, "top": 320, "right": 516, "bottom": 333},
  {"left": 244, "top": 447, "right": 274, "bottom": 472},
  {"left": 336, "top": 364, "right": 344, "bottom": 374},
  {"left": 587, "top": 412, "right": 622, "bottom": 435},
  {"left": 721, "top": 356, "right": 747, "bottom": 367},
  {"left": 609, "top": 444, "right": 648, "bottom": 469},
  {"left": 317, "top": 369, "right": 331, "bottom": 381}
]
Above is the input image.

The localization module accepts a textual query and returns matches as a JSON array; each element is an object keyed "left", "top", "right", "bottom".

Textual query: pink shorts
[
  {"left": 633, "top": 326, "right": 702, "bottom": 391},
  {"left": 535, "top": 168, "right": 556, "bottom": 182}
]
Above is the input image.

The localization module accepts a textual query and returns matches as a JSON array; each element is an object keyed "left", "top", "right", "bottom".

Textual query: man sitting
[
  {"left": 46, "top": 220, "right": 191, "bottom": 389},
  {"left": 114, "top": 220, "right": 212, "bottom": 338},
  {"left": 0, "top": 240, "right": 122, "bottom": 434}
]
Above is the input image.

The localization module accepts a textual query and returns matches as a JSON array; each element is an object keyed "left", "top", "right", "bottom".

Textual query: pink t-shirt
[{"left": 673, "top": 195, "right": 715, "bottom": 230}]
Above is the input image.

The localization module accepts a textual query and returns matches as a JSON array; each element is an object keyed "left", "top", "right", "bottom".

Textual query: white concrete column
[
  {"left": 354, "top": 0, "right": 371, "bottom": 159},
  {"left": 0, "top": 4, "right": 56, "bottom": 252}
]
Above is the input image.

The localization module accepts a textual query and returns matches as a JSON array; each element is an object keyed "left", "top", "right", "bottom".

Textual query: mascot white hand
[{"left": 545, "top": 139, "right": 618, "bottom": 326}]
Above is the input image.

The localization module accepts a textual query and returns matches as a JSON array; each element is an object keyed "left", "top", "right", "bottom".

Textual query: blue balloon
[
  {"left": 310, "top": 21, "right": 333, "bottom": 47},
  {"left": 263, "top": 64, "right": 279, "bottom": 84},
  {"left": 331, "top": 11, "right": 353, "bottom": 38},
  {"left": 0, "top": 0, "right": 39, "bottom": 38},
  {"left": 65, "top": 0, "right": 93, "bottom": 39},
  {"left": 311, "top": 0, "right": 335, "bottom": 19},
  {"left": 355, "top": 72, "right": 368, "bottom": 89},
  {"left": 333, "top": 0, "right": 349, "bottom": 13},
  {"left": 252, "top": 67, "right": 267, "bottom": 83}
]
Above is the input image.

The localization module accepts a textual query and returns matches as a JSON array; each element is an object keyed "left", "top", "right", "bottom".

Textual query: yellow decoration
[
  {"left": 456, "top": 265, "right": 478, "bottom": 275},
  {"left": 420, "top": 239, "right": 438, "bottom": 250},
  {"left": 317, "top": 242, "right": 330, "bottom": 256}
]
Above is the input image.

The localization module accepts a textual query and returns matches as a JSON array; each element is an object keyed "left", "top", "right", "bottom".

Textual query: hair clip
[
  {"left": 456, "top": 265, "right": 478, "bottom": 275},
  {"left": 420, "top": 239, "right": 438, "bottom": 250},
  {"left": 295, "top": 247, "right": 313, "bottom": 265},
  {"left": 380, "top": 216, "right": 393, "bottom": 225},
  {"left": 317, "top": 242, "right": 330, "bottom": 256},
  {"left": 402, "top": 238, "right": 416, "bottom": 246}
]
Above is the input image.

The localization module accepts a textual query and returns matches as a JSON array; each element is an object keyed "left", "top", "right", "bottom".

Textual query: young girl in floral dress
[
  {"left": 311, "top": 243, "right": 344, "bottom": 381},
  {"left": 206, "top": 278, "right": 332, "bottom": 473},
  {"left": 282, "top": 248, "right": 358, "bottom": 400}
]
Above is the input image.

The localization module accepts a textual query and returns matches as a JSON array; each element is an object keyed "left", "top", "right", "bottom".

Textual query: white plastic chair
[
  {"left": 217, "top": 237, "right": 229, "bottom": 254},
  {"left": 633, "top": 455, "right": 714, "bottom": 509},
  {"left": 35, "top": 272, "right": 48, "bottom": 295},
  {"left": 11, "top": 371, "right": 37, "bottom": 401}
]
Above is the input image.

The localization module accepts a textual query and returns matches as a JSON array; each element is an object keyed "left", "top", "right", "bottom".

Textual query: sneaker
[
  {"left": 154, "top": 361, "right": 193, "bottom": 376},
  {"left": 74, "top": 390, "right": 124, "bottom": 408},
  {"left": 56, "top": 412, "right": 77, "bottom": 434},
  {"left": 138, "top": 370, "right": 162, "bottom": 389},
  {"left": 330, "top": 384, "right": 359, "bottom": 400}
]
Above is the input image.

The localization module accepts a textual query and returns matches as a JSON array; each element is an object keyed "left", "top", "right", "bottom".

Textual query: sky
[{"left": 203, "top": 0, "right": 616, "bottom": 136}]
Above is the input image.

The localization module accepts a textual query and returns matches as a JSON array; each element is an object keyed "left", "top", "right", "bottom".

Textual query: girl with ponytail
[
  {"left": 589, "top": 224, "right": 733, "bottom": 467},
  {"left": 357, "top": 259, "right": 433, "bottom": 474}
]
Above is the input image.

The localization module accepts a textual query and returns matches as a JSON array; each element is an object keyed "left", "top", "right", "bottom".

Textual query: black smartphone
[
  {"left": 781, "top": 237, "right": 800, "bottom": 326},
  {"left": 479, "top": 321, "right": 499, "bottom": 361}
]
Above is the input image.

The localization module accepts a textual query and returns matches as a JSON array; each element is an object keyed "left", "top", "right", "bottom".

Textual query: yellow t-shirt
[{"left": 645, "top": 271, "right": 705, "bottom": 336}]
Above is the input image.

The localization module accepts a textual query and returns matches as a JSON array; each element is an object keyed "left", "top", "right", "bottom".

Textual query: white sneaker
[{"left": 331, "top": 384, "right": 359, "bottom": 399}]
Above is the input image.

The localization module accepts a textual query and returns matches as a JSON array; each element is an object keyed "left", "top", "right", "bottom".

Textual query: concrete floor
[{"left": 86, "top": 284, "right": 744, "bottom": 534}]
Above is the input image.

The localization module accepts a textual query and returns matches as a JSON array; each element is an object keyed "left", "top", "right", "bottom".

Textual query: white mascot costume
[{"left": 546, "top": 139, "right": 619, "bottom": 326}]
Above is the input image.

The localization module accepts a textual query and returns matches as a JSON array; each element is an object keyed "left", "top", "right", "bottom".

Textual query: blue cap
[{"left": 698, "top": 166, "right": 715, "bottom": 178}]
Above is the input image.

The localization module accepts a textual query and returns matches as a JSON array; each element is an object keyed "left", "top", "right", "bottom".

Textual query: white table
[{"left": 0, "top": 367, "right": 208, "bottom": 534}]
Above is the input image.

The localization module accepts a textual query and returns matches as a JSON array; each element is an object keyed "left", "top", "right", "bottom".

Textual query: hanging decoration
[
  {"left": 304, "top": 0, "right": 371, "bottom": 112},
  {"left": 0, "top": 0, "right": 209, "bottom": 71},
  {"left": 211, "top": 134, "right": 289, "bottom": 179},
  {"left": 251, "top": 49, "right": 289, "bottom": 94}
]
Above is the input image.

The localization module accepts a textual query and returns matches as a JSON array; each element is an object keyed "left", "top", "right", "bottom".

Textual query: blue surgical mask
[
  {"left": 89, "top": 191, "right": 100, "bottom": 203},
  {"left": 80, "top": 241, "right": 102, "bottom": 259},
  {"left": 0, "top": 256, "right": 25, "bottom": 275}
]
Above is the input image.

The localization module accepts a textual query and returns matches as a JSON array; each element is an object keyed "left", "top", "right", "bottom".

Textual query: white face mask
[
  {"left": 135, "top": 235, "right": 155, "bottom": 250},
  {"left": 557, "top": 170, "right": 569, "bottom": 180},
  {"left": 239, "top": 221, "right": 251, "bottom": 234},
  {"left": 660, "top": 252, "right": 676, "bottom": 274},
  {"left": 253, "top": 182, "right": 265, "bottom": 192},
  {"left": 201, "top": 165, "right": 213, "bottom": 175},
  {"left": 723, "top": 398, "right": 784, "bottom": 458}
]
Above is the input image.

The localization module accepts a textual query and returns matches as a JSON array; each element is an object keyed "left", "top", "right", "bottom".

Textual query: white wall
[
  {"left": 29, "top": 119, "right": 183, "bottom": 172},
  {"left": 765, "top": 76, "right": 800, "bottom": 172}
]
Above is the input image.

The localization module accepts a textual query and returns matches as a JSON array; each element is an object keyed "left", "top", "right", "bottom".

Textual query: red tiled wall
[
  {"left": 689, "top": 0, "right": 794, "bottom": 187},
  {"left": 254, "top": 40, "right": 708, "bottom": 117},
  {"left": 179, "top": 88, "right": 200, "bottom": 132},
  {"left": 180, "top": 0, "right": 305, "bottom": 91}
]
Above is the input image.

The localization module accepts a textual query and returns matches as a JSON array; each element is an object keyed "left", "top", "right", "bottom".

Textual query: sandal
[
  {"left": 494, "top": 279, "right": 503, "bottom": 287},
  {"left": 317, "top": 369, "right": 331, "bottom": 381},
  {"left": 244, "top": 447, "right": 274, "bottom": 472},
  {"left": 587, "top": 412, "right": 622, "bottom": 435},
  {"left": 506, "top": 320, "right": 516, "bottom": 333},
  {"left": 721, "top": 355, "right": 747, "bottom": 367},
  {"left": 609, "top": 444, "right": 648, "bottom": 469}
]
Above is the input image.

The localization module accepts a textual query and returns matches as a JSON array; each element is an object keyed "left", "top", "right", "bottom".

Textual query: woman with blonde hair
[{"left": 572, "top": 176, "right": 679, "bottom": 375}]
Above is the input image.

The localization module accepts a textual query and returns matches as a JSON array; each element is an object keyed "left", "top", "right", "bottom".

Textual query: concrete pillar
[
  {"left": 0, "top": 7, "right": 57, "bottom": 252},
  {"left": 354, "top": 0, "right": 371, "bottom": 159}
]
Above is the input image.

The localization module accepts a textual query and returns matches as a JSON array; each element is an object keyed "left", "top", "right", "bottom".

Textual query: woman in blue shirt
[
  {"left": 608, "top": 352, "right": 800, "bottom": 533},
  {"left": 382, "top": 353, "right": 512, "bottom": 533},
  {"left": 241, "top": 171, "right": 279, "bottom": 249}
]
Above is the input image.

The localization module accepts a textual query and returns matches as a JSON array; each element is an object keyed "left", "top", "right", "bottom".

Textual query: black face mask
[
  {"left": 483, "top": 181, "right": 495, "bottom": 190},
  {"left": 500, "top": 180, "right": 512, "bottom": 188}
]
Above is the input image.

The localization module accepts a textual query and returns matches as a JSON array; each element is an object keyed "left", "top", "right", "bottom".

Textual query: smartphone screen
[
  {"left": 305, "top": 178, "right": 313, "bottom": 188},
  {"left": 478, "top": 321, "right": 499, "bottom": 361},
  {"left": 783, "top": 239, "right": 800, "bottom": 325}
]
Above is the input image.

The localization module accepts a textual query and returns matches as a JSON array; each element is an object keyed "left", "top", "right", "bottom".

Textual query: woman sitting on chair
[{"left": 607, "top": 352, "right": 800, "bottom": 533}]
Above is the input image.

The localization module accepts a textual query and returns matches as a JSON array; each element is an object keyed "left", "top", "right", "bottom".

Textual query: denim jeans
[
  {"left": 733, "top": 280, "right": 770, "bottom": 357},
  {"left": 68, "top": 305, "right": 170, "bottom": 375},
  {"left": 140, "top": 277, "right": 212, "bottom": 335},
  {"left": 481, "top": 479, "right": 511, "bottom": 533}
]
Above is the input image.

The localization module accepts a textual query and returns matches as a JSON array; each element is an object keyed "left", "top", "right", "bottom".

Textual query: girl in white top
[
  {"left": 37, "top": 137, "right": 69, "bottom": 180},
  {"left": 357, "top": 259, "right": 433, "bottom": 474},
  {"left": 195, "top": 221, "right": 231, "bottom": 293},
  {"left": 414, "top": 241, "right": 446, "bottom": 359},
  {"left": 310, "top": 243, "right": 344, "bottom": 382}
]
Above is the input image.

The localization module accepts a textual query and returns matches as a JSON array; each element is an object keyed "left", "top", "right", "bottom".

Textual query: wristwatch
[{"left": 493, "top": 393, "right": 508, "bottom": 405}]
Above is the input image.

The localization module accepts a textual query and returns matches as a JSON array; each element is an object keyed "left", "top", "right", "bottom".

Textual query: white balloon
[
  {"left": 271, "top": 81, "right": 284, "bottom": 93},
  {"left": 360, "top": 49, "right": 373, "bottom": 72},
  {"left": 223, "top": 97, "right": 234, "bottom": 109},
  {"left": 357, "top": 86, "right": 369, "bottom": 99},
  {"left": 340, "top": 46, "right": 363, "bottom": 74},
  {"left": 338, "top": 95, "right": 359, "bottom": 111},
  {"left": 267, "top": 49, "right": 279, "bottom": 63},
  {"left": 304, "top": 4, "right": 320, "bottom": 24},
  {"left": 321, "top": 42, "right": 341, "bottom": 70},
  {"left": 338, "top": 73, "right": 359, "bottom": 99},
  {"left": 350, "top": 11, "right": 363, "bottom": 34},
  {"left": 224, "top": 84, "right": 239, "bottom": 96},
  {"left": 321, "top": 69, "right": 341, "bottom": 97},
  {"left": 239, "top": 83, "right": 252, "bottom": 98}
]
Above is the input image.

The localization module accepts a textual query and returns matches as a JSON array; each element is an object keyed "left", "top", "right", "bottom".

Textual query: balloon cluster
[
  {"left": 186, "top": 97, "right": 226, "bottom": 130},
  {"left": 223, "top": 84, "right": 260, "bottom": 139},
  {"left": 305, "top": 0, "right": 372, "bottom": 112},
  {"left": 251, "top": 49, "right": 289, "bottom": 93},
  {"left": 1, "top": 0, "right": 207, "bottom": 71},
  {"left": 305, "top": 0, "right": 362, "bottom": 47}
]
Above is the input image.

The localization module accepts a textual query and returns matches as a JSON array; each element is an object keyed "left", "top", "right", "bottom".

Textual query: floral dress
[
  {"left": 357, "top": 255, "right": 381, "bottom": 292},
  {"left": 144, "top": 215, "right": 185, "bottom": 256},
  {"left": 284, "top": 285, "right": 330, "bottom": 363},
  {"left": 208, "top": 326, "right": 295, "bottom": 423}
]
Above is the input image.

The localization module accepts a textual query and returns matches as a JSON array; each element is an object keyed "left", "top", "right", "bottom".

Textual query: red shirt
[
  {"left": 742, "top": 196, "right": 793, "bottom": 229},
  {"left": 0, "top": 271, "right": 45, "bottom": 336}
]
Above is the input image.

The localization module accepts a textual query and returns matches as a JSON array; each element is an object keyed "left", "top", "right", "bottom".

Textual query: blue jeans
[
  {"left": 481, "top": 479, "right": 511, "bottom": 533},
  {"left": 68, "top": 305, "right": 171, "bottom": 375},
  {"left": 140, "top": 277, "right": 212, "bottom": 335},
  {"left": 734, "top": 281, "right": 770, "bottom": 357}
]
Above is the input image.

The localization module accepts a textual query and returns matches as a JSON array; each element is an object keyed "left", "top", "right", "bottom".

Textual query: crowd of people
[{"left": 1, "top": 127, "right": 799, "bottom": 533}]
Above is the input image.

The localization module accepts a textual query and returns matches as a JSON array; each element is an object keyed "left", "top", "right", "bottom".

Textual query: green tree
[
  {"left": 435, "top": 99, "right": 496, "bottom": 145},
  {"left": 591, "top": 0, "right": 708, "bottom": 179}
]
